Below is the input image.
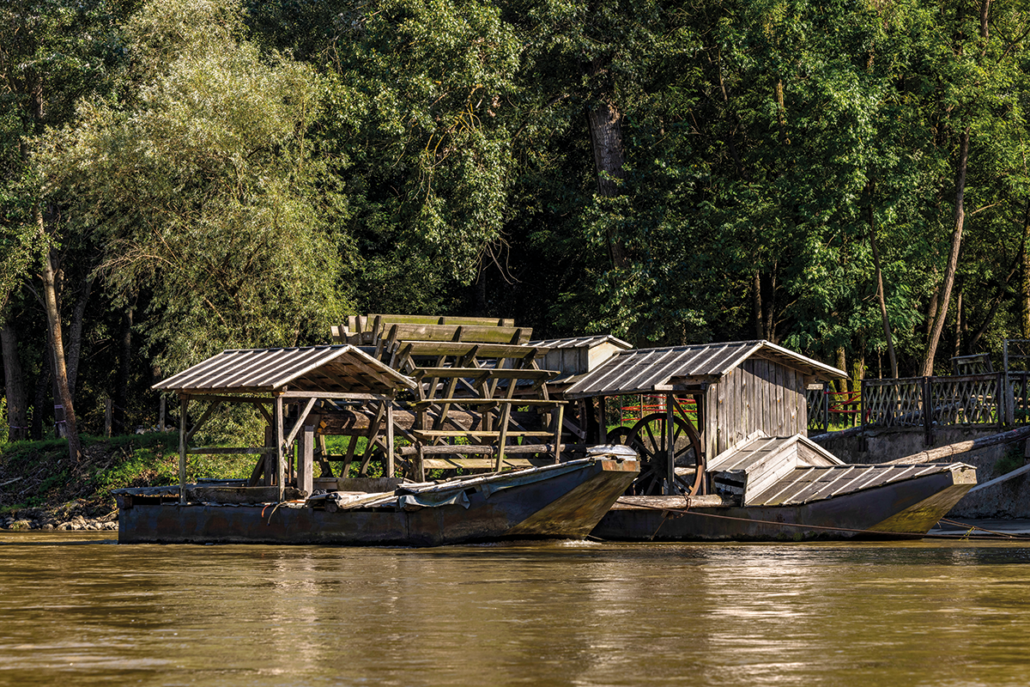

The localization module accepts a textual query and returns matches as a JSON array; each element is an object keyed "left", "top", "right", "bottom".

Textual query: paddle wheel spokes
[{"left": 626, "top": 412, "right": 705, "bottom": 496}]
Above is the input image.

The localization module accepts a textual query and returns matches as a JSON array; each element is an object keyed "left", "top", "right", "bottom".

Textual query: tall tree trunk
[
  {"left": 586, "top": 100, "right": 628, "bottom": 269},
  {"left": 922, "top": 129, "right": 970, "bottom": 377},
  {"left": 869, "top": 199, "right": 899, "bottom": 377},
  {"left": 114, "top": 306, "right": 133, "bottom": 435},
  {"left": 37, "top": 208, "right": 80, "bottom": 461},
  {"left": 761, "top": 269, "right": 778, "bottom": 343},
  {"left": 31, "top": 364, "right": 49, "bottom": 441},
  {"left": 753, "top": 271, "right": 763, "bottom": 339},
  {"left": 925, "top": 287, "right": 939, "bottom": 343},
  {"left": 852, "top": 337, "right": 866, "bottom": 394},
  {"left": 65, "top": 274, "right": 93, "bottom": 398},
  {"left": 835, "top": 347, "right": 847, "bottom": 394},
  {"left": 1022, "top": 207, "right": 1030, "bottom": 339},
  {"left": 953, "top": 282, "right": 963, "bottom": 358},
  {"left": 0, "top": 316, "right": 28, "bottom": 442}
]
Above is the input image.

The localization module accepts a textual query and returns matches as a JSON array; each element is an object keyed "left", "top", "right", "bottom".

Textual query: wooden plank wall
[{"left": 704, "top": 359, "right": 809, "bottom": 459}]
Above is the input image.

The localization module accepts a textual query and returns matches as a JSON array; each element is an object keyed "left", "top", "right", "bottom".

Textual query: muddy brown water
[{"left": 2, "top": 533, "right": 1030, "bottom": 686}]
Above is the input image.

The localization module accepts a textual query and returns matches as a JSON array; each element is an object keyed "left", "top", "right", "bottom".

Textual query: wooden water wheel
[{"left": 625, "top": 412, "right": 705, "bottom": 496}]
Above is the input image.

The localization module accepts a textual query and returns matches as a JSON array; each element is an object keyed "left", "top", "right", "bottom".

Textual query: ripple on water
[{"left": 2, "top": 535, "right": 1030, "bottom": 686}]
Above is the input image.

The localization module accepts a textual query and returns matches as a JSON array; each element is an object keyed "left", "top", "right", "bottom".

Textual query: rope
[
  {"left": 937, "top": 517, "right": 1024, "bottom": 539},
  {"left": 622, "top": 501, "right": 1030, "bottom": 541}
]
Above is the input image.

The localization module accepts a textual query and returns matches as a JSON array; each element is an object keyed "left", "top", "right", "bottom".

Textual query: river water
[{"left": 2, "top": 533, "right": 1030, "bottom": 686}]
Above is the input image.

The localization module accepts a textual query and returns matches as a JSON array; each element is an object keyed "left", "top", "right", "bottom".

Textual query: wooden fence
[
  {"left": 806, "top": 384, "right": 862, "bottom": 432},
  {"left": 860, "top": 373, "right": 1007, "bottom": 439},
  {"left": 805, "top": 372, "right": 1030, "bottom": 439},
  {"left": 806, "top": 385, "right": 829, "bottom": 433}
]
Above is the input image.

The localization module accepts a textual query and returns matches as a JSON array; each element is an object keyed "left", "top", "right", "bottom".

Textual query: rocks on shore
[{"left": 0, "top": 507, "right": 118, "bottom": 532}]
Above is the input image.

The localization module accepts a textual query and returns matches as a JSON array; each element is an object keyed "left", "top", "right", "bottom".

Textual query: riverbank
[{"left": 0, "top": 433, "right": 254, "bottom": 531}]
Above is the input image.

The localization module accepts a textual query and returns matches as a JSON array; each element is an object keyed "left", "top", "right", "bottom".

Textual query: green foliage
[
  {"left": 10, "top": 0, "right": 1030, "bottom": 468},
  {"left": 36, "top": 0, "right": 350, "bottom": 373}
]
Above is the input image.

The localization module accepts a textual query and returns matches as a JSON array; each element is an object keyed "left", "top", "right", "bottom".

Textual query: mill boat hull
[
  {"left": 116, "top": 456, "right": 638, "bottom": 546},
  {"left": 593, "top": 463, "right": 976, "bottom": 542}
]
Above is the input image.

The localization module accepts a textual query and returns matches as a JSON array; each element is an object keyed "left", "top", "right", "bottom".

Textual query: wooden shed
[
  {"left": 529, "top": 335, "right": 632, "bottom": 379},
  {"left": 559, "top": 340, "right": 847, "bottom": 491}
]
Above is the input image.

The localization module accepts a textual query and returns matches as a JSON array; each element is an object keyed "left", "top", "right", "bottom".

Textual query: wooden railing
[
  {"left": 806, "top": 385, "right": 828, "bottom": 432},
  {"left": 1009, "top": 371, "right": 1030, "bottom": 425},
  {"left": 861, "top": 373, "right": 1005, "bottom": 431},
  {"left": 806, "top": 384, "right": 862, "bottom": 432}
]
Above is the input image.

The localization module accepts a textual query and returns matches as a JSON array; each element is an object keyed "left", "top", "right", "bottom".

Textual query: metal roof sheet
[
  {"left": 707, "top": 432, "right": 844, "bottom": 473},
  {"left": 152, "top": 345, "right": 416, "bottom": 395},
  {"left": 748, "top": 463, "right": 956, "bottom": 506},
  {"left": 563, "top": 340, "right": 846, "bottom": 398},
  {"left": 528, "top": 335, "right": 633, "bottom": 350}
]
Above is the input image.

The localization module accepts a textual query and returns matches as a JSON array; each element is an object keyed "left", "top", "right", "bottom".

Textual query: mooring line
[{"left": 937, "top": 517, "right": 1021, "bottom": 539}]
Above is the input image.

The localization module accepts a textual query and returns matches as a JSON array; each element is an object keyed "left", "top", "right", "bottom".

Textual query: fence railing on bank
[{"left": 807, "top": 371, "right": 1030, "bottom": 438}]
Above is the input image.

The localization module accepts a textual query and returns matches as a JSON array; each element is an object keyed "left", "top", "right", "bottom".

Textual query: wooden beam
[
  {"left": 885, "top": 424, "right": 1030, "bottom": 465},
  {"left": 178, "top": 397, "right": 189, "bottom": 504},
  {"left": 666, "top": 393, "right": 675, "bottom": 495},
  {"left": 184, "top": 400, "right": 222, "bottom": 445},
  {"left": 254, "top": 400, "right": 273, "bottom": 426},
  {"left": 553, "top": 404, "right": 565, "bottom": 464},
  {"left": 341, "top": 434, "right": 359, "bottom": 477},
  {"left": 282, "top": 397, "right": 318, "bottom": 453},
  {"left": 398, "top": 443, "right": 585, "bottom": 456},
  {"left": 179, "top": 393, "right": 273, "bottom": 404},
  {"left": 299, "top": 423, "right": 315, "bottom": 495},
  {"left": 186, "top": 447, "right": 274, "bottom": 455},
  {"left": 275, "top": 395, "right": 285, "bottom": 501},
  {"left": 279, "top": 390, "right": 394, "bottom": 400},
  {"left": 386, "top": 403, "right": 395, "bottom": 478}
]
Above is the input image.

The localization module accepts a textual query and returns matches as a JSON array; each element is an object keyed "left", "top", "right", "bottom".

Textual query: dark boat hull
[
  {"left": 592, "top": 469, "right": 975, "bottom": 542},
  {"left": 117, "top": 458, "right": 638, "bottom": 546}
]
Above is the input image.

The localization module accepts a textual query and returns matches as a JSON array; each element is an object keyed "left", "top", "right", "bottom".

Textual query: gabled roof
[
  {"left": 563, "top": 340, "right": 846, "bottom": 399},
  {"left": 707, "top": 432, "right": 844, "bottom": 473},
  {"left": 748, "top": 463, "right": 969, "bottom": 507},
  {"left": 152, "top": 345, "right": 415, "bottom": 395},
  {"left": 529, "top": 335, "right": 632, "bottom": 350}
]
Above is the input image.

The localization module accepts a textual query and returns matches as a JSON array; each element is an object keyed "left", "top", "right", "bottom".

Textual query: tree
[{"left": 37, "top": 0, "right": 348, "bottom": 373}]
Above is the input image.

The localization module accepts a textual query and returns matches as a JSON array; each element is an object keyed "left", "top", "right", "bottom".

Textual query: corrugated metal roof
[
  {"left": 529, "top": 335, "right": 633, "bottom": 350},
  {"left": 152, "top": 345, "right": 415, "bottom": 395},
  {"left": 748, "top": 463, "right": 958, "bottom": 506},
  {"left": 563, "top": 340, "right": 846, "bottom": 398},
  {"left": 707, "top": 433, "right": 843, "bottom": 473}
]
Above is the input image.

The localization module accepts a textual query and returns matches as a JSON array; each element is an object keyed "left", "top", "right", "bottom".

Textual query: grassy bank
[{"left": 0, "top": 433, "right": 256, "bottom": 517}]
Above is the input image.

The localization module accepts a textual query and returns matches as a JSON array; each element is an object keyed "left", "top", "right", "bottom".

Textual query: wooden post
[
  {"left": 597, "top": 396, "right": 608, "bottom": 443},
  {"left": 855, "top": 380, "right": 861, "bottom": 432},
  {"left": 1004, "top": 339, "right": 1011, "bottom": 426},
  {"left": 262, "top": 425, "right": 275, "bottom": 487},
  {"left": 158, "top": 396, "right": 166, "bottom": 432},
  {"left": 553, "top": 404, "right": 564, "bottom": 464},
  {"left": 922, "top": 376, "right": 934, "bottom": 447},
  {"left": 275, "top": 395, "right": 285, "bottom": 501},
  {"left": 385, "top": 403, "right": 395, "bottom": 478},
  {"left": 104, "top": 397, "right": 112, "bottom": 438},
  {"left": 1003, "top": 369, "right": 1014, "bottom": 427},
  {"left": 666, "top": 393, "right": 675, "bottom": 495},
  {"left": 415, "top": 443, "right": 426, "bottom": 481},
  {"left": 298, "top": 422, "right": 314, "bottom": 495},
  {"left": 494, "top": 402, "right": 512, "bottom": 471},
  {"left": 178, "top": 396, "right": 188, "bottom": 504}
]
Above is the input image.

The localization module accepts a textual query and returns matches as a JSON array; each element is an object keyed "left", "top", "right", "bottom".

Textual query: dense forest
[{"left": 2, "top": 0, "right": 1030, "bottom": 453}]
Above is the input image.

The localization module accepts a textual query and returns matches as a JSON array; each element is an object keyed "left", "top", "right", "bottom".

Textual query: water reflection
[{"left": 3, "top": 535, "right": 1030, "bottom": 685}]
